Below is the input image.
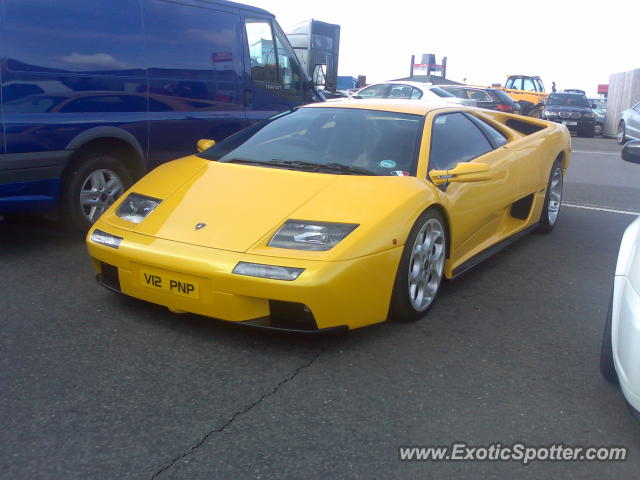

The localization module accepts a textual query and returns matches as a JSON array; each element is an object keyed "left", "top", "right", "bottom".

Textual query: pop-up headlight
[
  {"left": 116, "top": 193, "right": 162, "bottom": 223},
  {"left": 268, "top": 220, "right": 358, "bottom": 251}
]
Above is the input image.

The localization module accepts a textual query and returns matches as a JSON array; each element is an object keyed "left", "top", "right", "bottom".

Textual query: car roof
[
  {"left": 361, "top": 81, "right": 434, "bottom": 89},
  {"left": 303, "top": 99, "right": 463, "bottom": 115}
]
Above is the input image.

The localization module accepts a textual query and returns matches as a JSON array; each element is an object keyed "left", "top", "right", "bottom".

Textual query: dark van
[{"left": 0, "top": 0, "right": 320, "bottom": 230}]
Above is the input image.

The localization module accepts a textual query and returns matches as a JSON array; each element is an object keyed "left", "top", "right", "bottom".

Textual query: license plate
[
  {"left": 562, "top": 121, "right": 577, "bottom": 126},
  {"left": 139, "top": 268, "right": 200, "bottom": 299}
]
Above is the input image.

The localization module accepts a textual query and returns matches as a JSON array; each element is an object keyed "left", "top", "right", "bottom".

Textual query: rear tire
[
  {"left": 617, "top": 121, "right": 627, "bottom": 145},
  {"left": 62, "top": 152, "right": 132, "bottom": 232},
  {"left": 600, "top": 295, "right": 619, "bottom": 384},
  {"left": 536, "top": 159, "right": 563, "bottom": 233},
  {"left": 389, "top": 209, "right": 447, "bottom": 322}
]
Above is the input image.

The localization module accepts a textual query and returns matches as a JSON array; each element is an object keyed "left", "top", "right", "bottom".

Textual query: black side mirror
[{"left": 622, "top": 140, "right": 640, "bottom": 164}]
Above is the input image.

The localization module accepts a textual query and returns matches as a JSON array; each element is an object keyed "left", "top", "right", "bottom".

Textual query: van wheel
[
  {"left": 63, "top": 153, "right": 132, "bottom": 232},
  {"left": 389, "top": 209, "right": 447, "bottom": 322}
]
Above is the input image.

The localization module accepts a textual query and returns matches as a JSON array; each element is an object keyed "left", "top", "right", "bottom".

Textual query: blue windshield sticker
[{"left": 379, "top": 159, "right": 396, "bottom": 168}]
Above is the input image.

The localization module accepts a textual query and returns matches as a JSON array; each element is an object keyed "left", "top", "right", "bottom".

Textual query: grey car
[{"left": 618, "top": 101, "right": 640, "bottom": 144}]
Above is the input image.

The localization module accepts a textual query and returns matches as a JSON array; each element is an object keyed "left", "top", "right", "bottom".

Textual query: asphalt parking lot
[{"left": 2, "top": 137, "right": 640, "bottom": 479}]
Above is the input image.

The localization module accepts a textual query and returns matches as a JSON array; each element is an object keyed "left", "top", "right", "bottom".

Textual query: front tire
[
  {"left": 63, "top": 152, "right": 132, "bottom": 232},
  {"left": 537, "top": 159, "right": 563, "bottom": 233},
  {"left": 617, "top": 121, "right": 627, "bottom": 145},
  {"left": 389, "top": 209, "right": 447, "bottom": 322},
  {"left": 600, "top": 295, "right": 619, "bottom": 384}
]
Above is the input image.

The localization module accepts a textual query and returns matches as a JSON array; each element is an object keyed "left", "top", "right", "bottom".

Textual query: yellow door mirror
[
  {"left": 429, "top": 162, "right": 492, "bottom": 185},
  {"left": 197, "top": 139, "right": 216, "bottom": 153}
]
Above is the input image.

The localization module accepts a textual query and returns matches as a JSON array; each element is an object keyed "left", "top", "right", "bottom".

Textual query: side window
[
  {"left": 522, "top": 78, "right": 536, "bottom": 91},
  {"left": 533, "top": 78, "right": 543, "bottom": 92},
  {"left": 245, "top": 18, "right": 303, "bottom": 98},
  {"left": 447, "top": 89, "right": 467, "bottom": 99},
  {"left": 388, "top": 85, "right": 413, "bottom": 99},
  {"left": 357, "top": 84, "right": 388, "bottom": 98},
  {"left": 143, "top": 0, "right": 242, "bottom": 82},
  {"left": 429, "top": 113, "right": 493, "bottom": 171},
  {"left": 507, "top": 77, "right": 522, "bottom": 90},
  {"left": 411, "top": 88, "right": 423, "bottom": 99},
  {"left": 634, "top": 103, "right": 640, "bottom": 113},
  {"left": 3, "top": 0, "right": 144, "bottom": 75},
  {"left": 245, "top": 20, "right": 279, "bottom": 83},
  {"left": 465, "top": 113, "right": 508, "bottom": 148},
  {"left": 468, "top": 89, "right": 492, "bottom": 102}
]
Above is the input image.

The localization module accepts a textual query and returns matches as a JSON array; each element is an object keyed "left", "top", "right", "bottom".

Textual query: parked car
[
  {"left": 563, "top": 88, "right": 586, "bottom": 95},
  {"left": 617, "top": 102, "right": 640, "bottom": 145},
  {"left": 0, "top": 0, "right": 320, "bottom": 231},
  {"left": 589, "top": 98, "right": 607, "bottom": 113},
  {"left": 440, "top": 86, "right": 521, "bottom": 114},
  {"left": 350, "top": 81, "right": 476, "bottom": 106},
  {"left": 87, "top": 100, "right": 570, "bottom": 332},
  {"left": 541, "top": 93, "right": 596, "bottom": 137},
  {"left": 601, "top": 140, "right": 640, "bottom": 420},
  {"left": 594, "top": 110, "right": 605, "bottom": 136}
]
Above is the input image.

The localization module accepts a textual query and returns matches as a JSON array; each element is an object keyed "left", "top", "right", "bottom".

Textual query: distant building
[{"left": 390, "top": 74, "right": 463, "bottom": 86}]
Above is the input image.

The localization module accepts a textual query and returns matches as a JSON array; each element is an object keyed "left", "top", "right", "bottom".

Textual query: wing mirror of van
[
  {"left": 622, "top": 140, "right": 640, "bottom": 164},
  {"left": 197, "top": 139, "right": 216, "bottom": 153},
  {"left": 429, "top": 162, "right": 492, "bottom": 185}
]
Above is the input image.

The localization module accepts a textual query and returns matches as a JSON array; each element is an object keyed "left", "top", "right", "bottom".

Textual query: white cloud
[{"left": 60, "top": 53, "right": 134, "bottom": 70}]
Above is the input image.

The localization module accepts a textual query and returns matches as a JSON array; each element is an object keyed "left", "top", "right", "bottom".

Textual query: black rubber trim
[
  {"left": 236, "top": 317, "right": 349, "bottom": 335},
  {"left": 96, "top": 274, "right": 123, "bottom": 294},
  {"left": 0, "top": 150, "right": 71, "bottom": 170},
  {"left": 452, "top": 223, "right": 538, "bottom": 278},
  {"left": 0, "top": 165, "right": 66, "bottom": 183}
]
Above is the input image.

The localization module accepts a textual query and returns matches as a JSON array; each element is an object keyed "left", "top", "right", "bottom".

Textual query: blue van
[{"left": 0, "top": 0, "right": 321, "bottom": 230}]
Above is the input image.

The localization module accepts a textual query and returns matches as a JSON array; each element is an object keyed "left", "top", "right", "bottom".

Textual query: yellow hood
[{"left": 104, "top": 157, "right": 433, "bottom": 260}]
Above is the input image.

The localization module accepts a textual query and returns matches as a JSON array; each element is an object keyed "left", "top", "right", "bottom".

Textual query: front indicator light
[
  {"left": 90, "top": 229, "right": 123, "bottom": 249},
  {"left": 116, "top": 193, "right": 162, "bottom": 223},
  {"left": 269, "top": 220, "right": 358, "bottom": 251},
  {"left": 232, "top": 262, "right": 304, "bottom": 281}
]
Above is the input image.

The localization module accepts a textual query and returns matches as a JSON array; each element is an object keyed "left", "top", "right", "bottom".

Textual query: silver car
[
  {"left": 618, "top": 102, "right": 640, "bottom": 144},
  {"left": 350, "top": 81, "right": 477, "bottom": 107}
]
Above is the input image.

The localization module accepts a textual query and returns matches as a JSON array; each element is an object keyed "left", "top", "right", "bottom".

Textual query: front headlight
[
  {"left": 116, "top": 193, "right": 162, "bottom": 223},
  {"left": 268, "top": 220, "right": 358, "bottom": 251},
  {"left": 582, "top": 111, "right": 595, "bottom": 118},
  {"left": 542, "top": 110, "right": 556, "bottom": 117}
]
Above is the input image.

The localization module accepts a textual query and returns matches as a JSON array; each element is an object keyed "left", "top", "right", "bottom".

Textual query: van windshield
[{"left": 199, "top": 107, "right": 424, "bottom": 176}]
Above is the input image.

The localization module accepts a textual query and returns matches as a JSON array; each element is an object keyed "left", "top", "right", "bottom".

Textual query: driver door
[{"left": 426, "top": 111, "right": 520, "bottom": 268}]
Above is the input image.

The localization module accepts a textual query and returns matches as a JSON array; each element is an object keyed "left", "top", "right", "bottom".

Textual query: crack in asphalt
[{"left": 150, "top": 347, "right": 325, "bottom": 479}]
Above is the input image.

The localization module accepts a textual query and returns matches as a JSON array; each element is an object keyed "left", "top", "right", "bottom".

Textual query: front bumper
[
  {"left": 87, "top": 224, "right": 403, "bottom": 331},
  {"left": 545, "top": 117, "right": 594, "bottom": 133}
]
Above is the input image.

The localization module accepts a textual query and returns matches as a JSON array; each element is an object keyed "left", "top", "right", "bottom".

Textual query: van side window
[
  {"left": 245, "top": 19, "right": 303, "bottom": 98},
  {"left": 142, "top": 0, "right": 242, "bottom": 83},
  {"left": 3, "top": 0, "right": 144, "bottom": 74},
  {"left": 245, "top": 20, "right": 279, "bottom": 83}
]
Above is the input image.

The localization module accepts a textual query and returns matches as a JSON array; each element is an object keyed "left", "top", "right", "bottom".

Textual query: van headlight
[
  {"left": 268, "top": 220, "right": 358, "bottom": 251},
  {"left": 116, "top": 193, "right": 162, "bottom": 223}
]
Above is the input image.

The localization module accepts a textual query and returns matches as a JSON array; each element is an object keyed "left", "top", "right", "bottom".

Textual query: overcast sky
[{"left": 249, "top": 0, "right": 637, "bottom": 96}]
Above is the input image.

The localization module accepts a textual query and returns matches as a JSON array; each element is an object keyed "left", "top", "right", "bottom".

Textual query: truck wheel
[
  {"left": 517, "top": 100, "right": 533, "bottom": 116},
  {"left": 617, "top": 121, "right": 627, "bottom": 145},
  {"left": 528, "top": 105, "right": 543, "bottom": 118},
  {"left": 63, "top": 152, "right": 132, "bottom": 232}
]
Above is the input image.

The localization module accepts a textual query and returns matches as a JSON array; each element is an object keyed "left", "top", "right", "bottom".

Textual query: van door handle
[{"left": 244, "top": 89, "right": 252, "bottom": 107}]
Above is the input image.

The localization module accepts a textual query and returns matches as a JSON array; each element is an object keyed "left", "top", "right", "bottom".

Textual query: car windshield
[
  {"left": 546, "top": 94, "right": 590, "bottom": 107},
  {"left": 199, "top": 107, "right": 424, "bottom": 176}
]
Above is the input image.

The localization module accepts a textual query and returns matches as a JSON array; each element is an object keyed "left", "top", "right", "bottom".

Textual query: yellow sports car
[{"left": 86, "top": 100, "right": 570, "bottom": 332}]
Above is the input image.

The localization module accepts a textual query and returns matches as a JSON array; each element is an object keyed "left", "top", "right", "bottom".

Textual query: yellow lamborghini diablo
[{"left": 86, "top": 100, "right": 571, "bottom": 332}]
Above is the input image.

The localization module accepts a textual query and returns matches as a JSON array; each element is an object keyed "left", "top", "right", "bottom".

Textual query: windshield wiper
[{"left": 226, "top": 158, "right": 376, "bottom": 175}]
